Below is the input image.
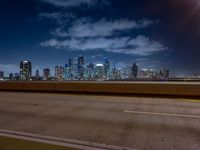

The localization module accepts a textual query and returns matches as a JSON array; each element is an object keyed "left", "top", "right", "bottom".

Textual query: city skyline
[
  {"left": 0, "top": 55, "right": 171, "bottom": 81},
  {"left": 1, "top": 0, "right": 200, "bottom": 75},
  {"left": 0, "top": 55, "right": 170, "bottom": 77}
]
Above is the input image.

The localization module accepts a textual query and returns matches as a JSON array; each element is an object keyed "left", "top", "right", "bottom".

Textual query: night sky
[{"left": 0, "top": 0, "right": 200, "bottom": 76}]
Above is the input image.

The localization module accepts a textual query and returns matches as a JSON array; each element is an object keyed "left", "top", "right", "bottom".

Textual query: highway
[{"left": 0, "top": 92, "right": 200, "bottom": 150}]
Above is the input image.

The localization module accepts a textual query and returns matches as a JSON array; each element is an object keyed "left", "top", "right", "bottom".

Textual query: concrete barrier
[
  {"left": 0, "top": 82, "right": 55, "bottom": 92},
  {"left": 0, "top": 81, "right": 200, "bottom": 97}
]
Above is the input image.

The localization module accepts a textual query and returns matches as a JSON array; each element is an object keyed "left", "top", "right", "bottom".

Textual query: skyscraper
[
  {"left": 111, "top": 67, "right": 121, "bottom": 80},
  {"left": 60, "top": 66, "right": 65, "bottom": 80},
  {"left": 160, "top": 68, "right": 170, "bottom": 78},
  {"left": 64, "top": 64, "right": 72, "bottom": 80},
  {"left": 95, "top": 64, "right": 104, "bottom": 80},
  {"left": 55, "top": 66, "right": 64, "bottom": 80},
  {"left": 78, "top": 56, "right": 84, "bottom": 80},
  {"left": 43, "top": 68, "right": 50, "bottom": 80},
  {"left": 104, "top": 57, "right": 110, "bottom": 79},
  {"left": 121, "top": 65, "right": 131, "bottom": 79},
  {"left": 66, "top": 58, "right": 74, "bottom": 80},
  {"left": 131, "top": 63, "right": 138, "bottom": 78},
  {"left": 20, "top": 61, "right": 32, "bottom": 80},
  {"left": 55, "top": 66, "right": 60, "bottom": 80},
  {"left": 87, "top": 63, "right": 95, "bottom": 80},
  {"left": 0, "top": 71, "right": 4, "bottom": 78}
]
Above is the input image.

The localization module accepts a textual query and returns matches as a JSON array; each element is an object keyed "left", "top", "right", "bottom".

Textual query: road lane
[
  {"left": 0, "top": 92, "right": 200, "bottom": 150},
  {"left": 0, "top": 129, "right": 134, "bottom": 150}
]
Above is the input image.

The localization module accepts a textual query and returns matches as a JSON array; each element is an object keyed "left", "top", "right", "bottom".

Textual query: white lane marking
[
  {"left": 124, "top": 110, "right": 200, "bottom": 119},
  {"left": 0, "top": 129, "right": 136, "bottom": 150}
]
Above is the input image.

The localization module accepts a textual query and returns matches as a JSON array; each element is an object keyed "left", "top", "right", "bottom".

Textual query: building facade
[
  {"left": 20, "top": 61, "right": 32, "bottom": 80},
  {"left": 55, "top": 66, "right": 64, "bottom": 80},
  {"left": 131, "top": 63, "right": 138, "bottom": 78}
]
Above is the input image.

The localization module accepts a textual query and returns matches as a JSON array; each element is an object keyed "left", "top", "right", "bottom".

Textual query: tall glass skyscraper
[
  {"left": 131, "top": 63, "right": 138, "bottom": 78},
  {"left": 20, "top": 61, "right": 32, "bottom": 80},
  {"left": 104, "top": 57, "right": 110, "bottom": 79},
  {"left": 78, "top": 56, "right": 84, "bottom": 80}
]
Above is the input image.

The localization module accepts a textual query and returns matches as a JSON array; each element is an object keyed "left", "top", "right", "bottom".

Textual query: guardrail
[{"left": 0, "top": 81, "right": 200, "bottom": 97}]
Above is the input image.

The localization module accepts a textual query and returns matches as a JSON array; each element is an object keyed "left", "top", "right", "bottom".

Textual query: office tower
[
  {"left": 55, "top": 66, "right": 60, "bottom": 79},
  {"left": 64, "top": 64, "right": 68, "bottom": 80},
  {"left": 20, "top": 61, "right": 32, "bottom": 80},
  {"left": 43, "top": 68, "right": 50, "bottom": 80},
  {"left": 0, "top": 71, "right": 4, "bottom": 78},
  {"left": 64, "top": 64, "right": 71, "bottom": 80},
  {"left": 95, "top": 64, "right": 104, "bottom": 80},
  {"left": 55, "top": 66, "right": 64, "bottom": 80},
  {"left": 60, "top": 66, "right": 65, "bottom": 79},
  {"left": 78, "top": 56, "right": 84, "bottom": 80},
  {"left": 160, "top": 68, "right": 164, "bottom": 77},
  {"left": 121, "top": 65, "right": 131, "bottom": 79},
  {"left": 65, "top": 59, "right": 74, "bottom": 80},
  {"left": 139, "top": 69, "right": 156, "bottom": 79},
  {"left": 160, "top": 68, "right": 170, "bottom": 78},
  {"left": 87, "top": 63, "right": 95, "bottom": 80},
  {"left": 72, "top": 57, "right": 79, "bottom": 80},
  {"left": 104, "top": 57, "right": 110, "bottom": 79},
  {"left": 165, "top": 70, "right": 170, "bottom": 78},
  {"left": 131, "top": 63, "right": 138, "bottom": 78},
  {"left": 111, "top": 67, "right": 121, "bottom": 80}
]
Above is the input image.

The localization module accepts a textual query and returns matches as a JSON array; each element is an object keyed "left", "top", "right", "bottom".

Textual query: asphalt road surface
[{"left": 0, "top": 92, "right": 200, "bottom": 150}]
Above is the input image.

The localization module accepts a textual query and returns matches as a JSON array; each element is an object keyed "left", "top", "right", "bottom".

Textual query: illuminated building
[
  {"left": 104, "top": 57, "right": 110, "bottom": 79},
  {"left": 78, "top": 56, "right": 84, "bottom": 80},
  {"left": 86, "top": 63, "right": 95, "bottom": 80},
  {"left": 139, "top": 69, "right": 156, "bottom": 79},
  {"left": 95, "top": 64, "right": 104, "bottom": 80},
  {"left": 111, "top": 67, "right": 121, "bottom": 80},
  {"left": 20, "top": 61, "right": 32, "bottom": 80},
  {"left": 55, "top": 66, "right": 64, "bottom": 80},
  {"left": 121, "top": 65, "right": 131, "bottom": 79}
]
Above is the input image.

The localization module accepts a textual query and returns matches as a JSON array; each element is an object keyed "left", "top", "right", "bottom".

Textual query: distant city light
[
  {"left": 0, "top": 55, "right": 174, "bottom": 81},
  {"left": 96, "top": 64, "right": 103, "bottom": 67}
]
